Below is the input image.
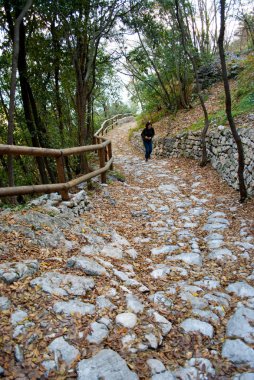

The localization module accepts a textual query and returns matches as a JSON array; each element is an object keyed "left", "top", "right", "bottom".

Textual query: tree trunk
[
  {"left": 7, "top": 0, "right": 32, "bottom": 194},
  {"left": 174, "top": 0, "right": 209, "bottom": 166},
  {"left": 218, "top": 0, "right": 247, "bottom": 202}
]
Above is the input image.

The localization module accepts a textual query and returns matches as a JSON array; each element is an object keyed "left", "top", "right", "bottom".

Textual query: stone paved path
[{"left": 0, "top": 119, "right": 253, "bottom": 379}]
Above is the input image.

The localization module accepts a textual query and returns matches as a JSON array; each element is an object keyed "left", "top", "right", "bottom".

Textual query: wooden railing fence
[{"left": 0, "top": 113, "right": 132, "bottom": 200}]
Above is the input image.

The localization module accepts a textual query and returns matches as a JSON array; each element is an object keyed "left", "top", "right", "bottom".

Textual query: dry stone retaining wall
[{"left": 132, "top": 127, "right": 254, "bottom": 195}]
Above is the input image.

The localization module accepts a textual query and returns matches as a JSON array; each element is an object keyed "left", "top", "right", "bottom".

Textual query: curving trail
[{"left": 0, "top": 119, "right": 253, "bottom": 379}]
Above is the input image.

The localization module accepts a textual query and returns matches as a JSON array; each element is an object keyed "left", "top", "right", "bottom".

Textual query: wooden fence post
[
  {"left": 98, "top": 147, "right": 106, "bottom": 183},
  {"left": 56, "top": 154, "right": 69, "bottom": 200},
  {"left": 108, "top": 142, "right": 113, "bottom": 170}
]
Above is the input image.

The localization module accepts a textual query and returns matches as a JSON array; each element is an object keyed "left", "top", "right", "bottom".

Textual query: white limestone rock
[
  {"left": 208, "top": 248, "right": 236, "bottom": 261},
  {"left": 77, "top": 349, "right": 138, "bottom": 379},
  {"left": 151, "top": 245, "right": 179, "bottom": 255},
  {"left": 11, "top": 310, "right": 28, "bottom": 325},
  {"left": 226, "top": 306, "right": 254, "bottom": 343},
  {"left": 222, "top": 339, "right": 254, "bottom": 366},
  {"left": 101, "top": 244, "right": 124, "bottom": 259},
  {"left": 167, "top": 252, "right": 202, "bottom": 266},
  {"left": 192, "top": 309, "right": 220, "bottom": 325},
  {"left": 86, "top": 322, "right": 109, "bottom": 344},
  {"left": 227, "top": 282, "right": 254, "bottom": 298},
  {"left": 0, "top": 260, "right": 39, "bottom": 284},
  {"left": 48, "top": 336, "right": 79, "bottom": 367},
  {"left": 53, "top": 300, "right": 95, "bottom": 316},
  {"left": 187, "top": 358, "right": 215, "bottom": 377},
  {"left": 180, "top": 292, "right": 208, "bottom": 310},
  {"left": 67, "top": 256, "right": 107, "bottom": 276},
  {"left": 116, "top": 313, "right": 137, "bottom": 328},
  {"left": 193, "top": 279, "right": 220, "bottom": 290},
  {"left": 180, "top": 318, "right": 214, "bottom": 338},
  {"left": 96, "top": 296, "right": 116, "bottom": 310},
  {"left": 147, "top": 358, "right": 175, "bottom": 380},
  {"left": 0, "top": 296, "right": 11, "bottom": 310},
  {"left": 153, "top": 311, "right": 172, "bottom": 336},
  {"left": 233, "top": 374, "right": 254, "bottom": 380},
  {"left": 126, "top": 294, "right": 144, "bottom": 314},
  {"left": 30, "top": 272, "right": 94, "bottom": 296}
]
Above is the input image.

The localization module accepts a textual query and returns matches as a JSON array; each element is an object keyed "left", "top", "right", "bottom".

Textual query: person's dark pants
[{"left": 144, "top": 140, "right": 153, "bottom": 160}]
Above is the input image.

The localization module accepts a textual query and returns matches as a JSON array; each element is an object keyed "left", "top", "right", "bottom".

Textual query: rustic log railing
[{"left": 0, "top": 113, "right": 132, "bottom": 200}]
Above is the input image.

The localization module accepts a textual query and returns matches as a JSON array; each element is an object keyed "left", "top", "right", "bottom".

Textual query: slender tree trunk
[
  {"left": 136, "top": 29, "right": 173, "bottom": 110},
  {"left": 7, "top": 0, "right": 32, "bottom": 193},
  {"left": 174, "top": 0, "right": 209, "bottom": 166},
  {"left": 218, "top": 0, "right": 247, "bottom": 202}
]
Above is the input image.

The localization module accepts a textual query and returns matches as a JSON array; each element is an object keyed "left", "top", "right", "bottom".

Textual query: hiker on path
[{"left": 141, "top": 121, "right": 155, "bottom": 162}]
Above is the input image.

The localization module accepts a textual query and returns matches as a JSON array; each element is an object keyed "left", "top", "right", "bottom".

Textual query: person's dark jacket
[{"left": 141, "top": 127, "right": 155, "bottom": 141}]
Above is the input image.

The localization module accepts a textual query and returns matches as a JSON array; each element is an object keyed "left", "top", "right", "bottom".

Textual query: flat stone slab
[
  {"left": 31, "top": 272, "right": 94, "bottom": 296},
  {"left": 53, "top": 300, "right": 95, "bottom": 316},
  {"left": 180, "top": 292, "right": 208, "bottom": 310},
  {"left": 167, "top": 252, "right": 202, "bottom": 266},
  {"left": 126, "top": 294, "right": 144, "bottom": 314},
  {"left": 11, "top": 310, "right": 28, "bottom": 325},
  {"left": 0, "top": 296, "right": 11, "bottom": 310},
  {"left": 192, "top": 309, "right": 220, "bottom": 325},
  {"left": 233, "top": 374, "right": 254, "bottom": 379},
  {"left": 193, "top": 279, "right": 220, "bottom": 290},
  {"left": 147, "top": 358, "right": 175, "bottom": 380},
  {"left": 208, "top": 248, "right": 236, "bottom": 261},
  {"left": 227, "top": 282, "right": 254, "bottom": 298},
  {"left": 222, "top": 339, "right": 254, "bottom": 366},
  {"left": 158, "top": 184, "right": 179, "bottom": 194},
  {"left": 116, "top": 313, "right": 137, "bottom": 328},
  {"left": 180, "top": 318, "right": 214, "bottom": 338},
  {"left": 0, "top": 260, "right": 39, "bottom": 284},
  {"left": 48, "top": 336, "right": 79, "bottom": 367},
  {"left": 87, "top": 322, "right": 109, "bottom": 344},
  {"left": 101, "top": 244, "right": 124, "bottom": 259},
  {"left": 77, "top": 349, "right": 138, "bottom": 379},
  {"left": 96, "top": 296, "right": 116, "bottom": 309},
  {"left": 67, "top": 256, "right": 107, "bottom": 276},
  {"left": 226, "top": 306, "right": 254, "bottom": 343},
  {"left": 153, "top": 311, "right": 172, "bottom": 336},
  {"left": 151, "top": 245, "right": 178, "bottom": 255}
]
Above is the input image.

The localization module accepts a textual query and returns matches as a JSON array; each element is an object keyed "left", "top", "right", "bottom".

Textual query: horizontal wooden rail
[
  {"left": 0, "top": 140, "right": 110, "bottom": 158},
  {"left": 0, "top": 158, "right": 113, "bottom": 197},
  {"left": 0, "top": 113, "right": 132, "bottom": 200}
]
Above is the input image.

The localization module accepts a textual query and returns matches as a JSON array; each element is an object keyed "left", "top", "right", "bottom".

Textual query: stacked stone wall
[{"left": 131, "top": 127, "right": 254, "bottom": 194}]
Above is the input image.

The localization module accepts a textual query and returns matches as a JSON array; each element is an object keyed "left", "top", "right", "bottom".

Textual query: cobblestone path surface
[{"left": 0, "top": 120, "right": 253, "bottom": 379}]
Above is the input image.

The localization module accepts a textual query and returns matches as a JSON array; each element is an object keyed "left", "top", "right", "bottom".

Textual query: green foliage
[{"left": 108, "top": 170, "right": 126, "bottom": 182}]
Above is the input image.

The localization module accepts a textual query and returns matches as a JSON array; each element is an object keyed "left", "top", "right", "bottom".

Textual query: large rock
[
  {"left": 226, "top": 282, "right": 254, "bottom": 298},
  {"left": 53, "top": 300, "right": 95, "bottom": 316},
  {"left": 116, "top": 313, "right": 137, "bottom": 328},
  {"left": 48, "top": 337, "right": 79, "bottom": 367},
  {"left": 0, "top": 296, "right": 11, "bottom": 310},
  {"left": 147, "top": 358, "right": 175, "bottom": 380},
  {"left": 222, "top": 339, "right": 254, "bottom": 366},
  {"left": 153, "top": 311, "right": 172, "bottom": 336},
  {"left": 226, "top": 307, "right": 254, "bottom": 343},
  {"left": 151, "top": 245, "right": 178, "bottom": 256},
  {"left": 67, "top": 257, "right": 107, "bottom": 276},
  {"left": 87, "top": 322, "right": 109, "bottom": 344},
  {"left": 126, "top": 294, "right": 144, "bottom": 314},
  {"left": 0, "top": 260, "right": 39, "bottom": 284},
  {"left": 77, "top": 349, "right": 138, "bottom": 379},
  {"left": 167, "top": 252, "right": 202, "bottom": 266},
  {"left": 101, "top": 244, "right": 124, "bottom": 259},
  {"left": 208, "top": 248, "right": 236, "bottom": 261},
  {"left": 11, "top": 310, "right": 28, "bottom": 325},
  {"left": 30, "top": 272, "right": 94, "bottom": 296},
  {"left": 180, "top": 318, "right": 214, "bottom": 338}
]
